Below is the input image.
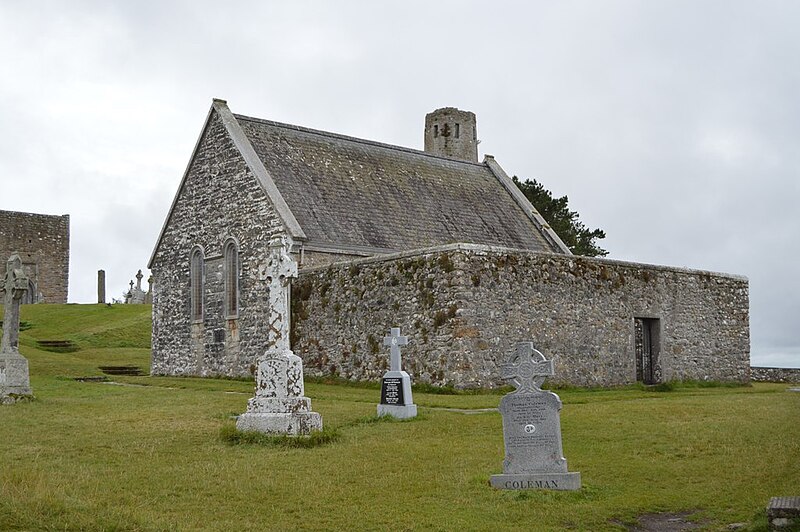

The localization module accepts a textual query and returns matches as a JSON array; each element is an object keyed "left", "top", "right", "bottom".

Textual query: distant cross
[
  {"left": 135, "top": 270, "right": 143, "bottom": 291},
  {"left": 383, "top": 327, "right": 408, "bottom": 372},
  {"left": 500, "top": 342, "right": 554, "bottom": 394},
  {"left": 0, "top": 254, "right": 29, "bottom": 353}
]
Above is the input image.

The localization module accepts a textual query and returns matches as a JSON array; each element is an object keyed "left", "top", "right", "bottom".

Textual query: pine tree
[{"left": 512, "top": 176, "right": 608, "bottom": 257}]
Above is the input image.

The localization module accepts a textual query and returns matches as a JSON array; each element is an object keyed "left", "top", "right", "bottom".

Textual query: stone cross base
[
  {"left": 0, "top": 352, "right": 32, "bottom": 404},
  {"left": 236, "top": 411, "right": 322, "bottom": 436},
  {"left": 490, "top": 472, "right": 581, "bottom": 491},
  {"left": 377, "top": 403, "right": 418, "bottom": 419},
  {"left": 237, "top": 350, "right": 322, "bottom": 436}
]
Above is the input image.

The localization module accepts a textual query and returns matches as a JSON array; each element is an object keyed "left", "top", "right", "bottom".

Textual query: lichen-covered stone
[
  {"left": 0, "top": 210, "right": 69, "bottom": 303},
  {"left": 292, "top": 244, "right": 750, "bottom": 388}
]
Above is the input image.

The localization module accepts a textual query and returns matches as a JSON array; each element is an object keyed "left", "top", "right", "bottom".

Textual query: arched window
[
  {"left": 224, "top": 240, "right": 239, "bottom": 318},
  {"left": 190, "top": 247, "right": 204, "bottom": 322}
]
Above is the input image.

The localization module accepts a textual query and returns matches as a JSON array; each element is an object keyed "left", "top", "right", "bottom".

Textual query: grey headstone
[
  {"left": 0, "top": 254, "right": 33, "bottom": 403},
  {"left": 490, "top": 342, "right": 580, "bottom": 490},
  {"left": 377, "top": 327, "right": 417, "bottom": 419},
  {"left": 236, "top": 235, "right": 322, "bottom": 435}
]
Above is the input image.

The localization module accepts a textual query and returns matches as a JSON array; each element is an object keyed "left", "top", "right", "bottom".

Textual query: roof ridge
[{"left": 233, "top": 113, "right": 486, "bottom": 167}]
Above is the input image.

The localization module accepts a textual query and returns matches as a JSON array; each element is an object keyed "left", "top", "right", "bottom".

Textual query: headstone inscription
[
  {"left": 0, "top": 254, "right": 33, "bottom": 404},
  {"left": 377, "top": 327, "right": 417, "bottom": 419},
  {"left": 490, "top": 342, "right": 580, "bottom": 490},
  {"left": 236, "top": 235, "right": 322, "bottom": 435}
]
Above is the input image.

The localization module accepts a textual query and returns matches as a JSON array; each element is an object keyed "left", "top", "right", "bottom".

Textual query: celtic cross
[
  {"left": 265, "top": 234, "right": 297, "bottom": 354},
  {"left": 0, "top": 254, "right": 29, "bottom": 354},
  {"left": 500, "top": 342, "right": 554, "bottom": 394}
]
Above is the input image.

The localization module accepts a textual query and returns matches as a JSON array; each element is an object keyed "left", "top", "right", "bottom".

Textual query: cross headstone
[
  {"left": 490, "top": 342, "right": 580, "bottom": 490},
  {"left": 500, "top": 342, "right": 554, "bottom": 394},
  {"left": 0, "top": 254, "right": 33, "bottom": 404},
  {"left": 236, "top": 234, "right": 322, "bottom": 435},
  {"left": 377, "top": 326, "right": 417, "bottom": 419},
  {"left": 135, "top": 270, "right": 143, "bottom": 291},
  {"left": 1, "top": 254, "right": 29, "bottom": 354},
  {"left": 384, "top": 327, "right": 408, "bottom": 372},
  {"left": 263, "top": 235, "right": 297, "bottom": 355}
]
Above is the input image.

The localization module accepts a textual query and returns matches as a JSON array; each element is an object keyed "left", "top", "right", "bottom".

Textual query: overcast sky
[{"left": 1, "top": 1, "right": 798, "bottom": 368}]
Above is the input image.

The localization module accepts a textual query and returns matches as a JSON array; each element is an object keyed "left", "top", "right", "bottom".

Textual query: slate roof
[{"left": 234, "top": 113, "right": 561, "bottom": 255}]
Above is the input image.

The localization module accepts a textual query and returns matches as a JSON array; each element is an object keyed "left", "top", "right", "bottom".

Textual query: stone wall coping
[
  {"left": 0, "top": 209, "right": 69, "bottom": 221},
  {"left": 299, "top": 242, "right": 748, "bottom": 282},
  {"left": 752, "top": 366, "right": 800, "bottom": 371}
]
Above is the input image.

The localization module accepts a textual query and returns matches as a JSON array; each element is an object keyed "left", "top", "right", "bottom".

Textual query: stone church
[{"left": 149, "top": 99, "right": 749, "bottom": 387}]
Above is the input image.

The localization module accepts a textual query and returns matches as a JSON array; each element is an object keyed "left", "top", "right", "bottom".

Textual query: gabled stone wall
[
  {"left": 150, "top": 111, "right": 285, "bottom": 377},
  {"left": 292, "top": 244, "right": 750, "bottom": 388},
  {"left": 0, "top": 209, "right": 69, "bottom": 303}
]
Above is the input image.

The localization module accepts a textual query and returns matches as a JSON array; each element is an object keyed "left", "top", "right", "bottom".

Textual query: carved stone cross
[
  {"left": 383, "top": 327, "right": 408, "bottom": 372},
  {"left": 135, "top": 269, "right": 143, "bottom": 291},
  {"left": 0, "top": 254, "right": 29, "bottom": 354},
  {"left": 500, "top": 342, "right": 554, "bottom": 394},
  {"left": 265, "top": 234, "right": 297, "bottom": 354}
]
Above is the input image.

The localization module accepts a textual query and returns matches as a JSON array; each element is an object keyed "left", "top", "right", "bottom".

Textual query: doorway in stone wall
[{"left": 634, "top": 317, "right": 661, "bottom": 384}]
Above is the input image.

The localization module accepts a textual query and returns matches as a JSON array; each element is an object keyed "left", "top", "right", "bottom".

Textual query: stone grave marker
[
  {"left": 767, "top": 497, "right": 800, "bottom": 529},
  {"left": 97, "top": 269, "right": 106, "bottom": 304},
  {"left": 490, "top": 342, "right": 580, "bottom": 490},
  {"left": 377, "top": 327, "right": 417, "bottom": 419},
  {"left": 236, "top": 235, "right": 322, "bottom": 435},
  {"left": 0, "top": 254, "right": 33, "bottom": 404}
]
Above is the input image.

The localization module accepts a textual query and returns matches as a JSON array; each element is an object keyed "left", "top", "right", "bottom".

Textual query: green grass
[{"left": 0, "top": 304, "right": 797, "bottom": 530}]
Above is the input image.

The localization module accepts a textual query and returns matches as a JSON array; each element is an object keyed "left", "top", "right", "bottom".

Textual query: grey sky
[{"left": 1, "top": 1, "right": 797, "bottom": 367}]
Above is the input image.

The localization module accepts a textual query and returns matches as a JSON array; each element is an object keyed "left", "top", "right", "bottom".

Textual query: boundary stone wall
[
  {"left": 292, "top": 244, "right": 750, "bottom": 388},
  {"left": 750, "top": 366, "right": 800, "bottom": 383},
  {"left": 0, "top": 209, "right": 69, "bottom": 303}
]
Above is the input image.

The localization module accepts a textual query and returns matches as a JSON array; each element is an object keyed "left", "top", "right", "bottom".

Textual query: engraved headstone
[
  {"left": 490, "top": 342, "right": 580, "bottom": 490},
  {"left": 377, "top": 327, "right": 417, "bottom": 419},
  {"left": 0, "top": 254, "right": 33, "bottom": 404},
  {"left": 236, "top": 235, "right": 322, "bottom": 435}
]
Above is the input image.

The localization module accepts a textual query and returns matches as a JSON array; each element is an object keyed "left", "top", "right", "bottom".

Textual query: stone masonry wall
[
  {"left": 0, "top": 209, "right": 69, "bottom": 303},
  {"left": 150, "top": 111, "right": 285, "bottom": 377},
  {"left": 292, "top": 244, "right": 750, "bottom": 388},
  {"left": 751, "top": 367, "right": 800, "bottom": 383}
]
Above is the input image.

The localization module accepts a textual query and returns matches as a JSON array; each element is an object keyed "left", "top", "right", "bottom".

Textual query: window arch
[
  {"left": 190, "top": 247, "right": 204, "bottom": 322},
  {"left": 224, "top": 239, "right": 239, "bottom": 318}
]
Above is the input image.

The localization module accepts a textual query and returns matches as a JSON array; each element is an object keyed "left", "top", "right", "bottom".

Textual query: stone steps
[
  {"left": 36, "top": 339, "right": 79, "bottom": 352},
  {"left": 98, "top": 365, "right": 145, "bottom": 376}
]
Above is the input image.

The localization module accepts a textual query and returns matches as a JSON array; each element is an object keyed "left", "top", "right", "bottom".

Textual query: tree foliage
[{"left": 512, "top": 176, "right": 608, "bottom": 257}]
